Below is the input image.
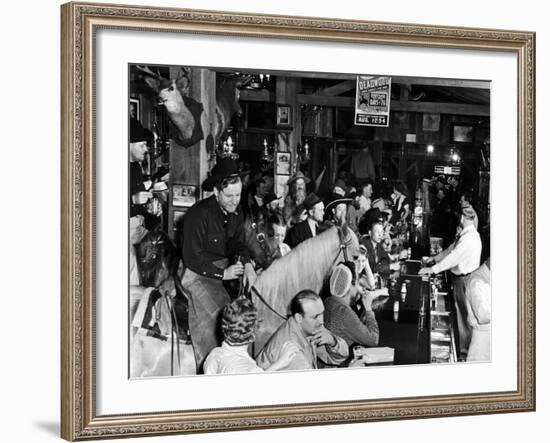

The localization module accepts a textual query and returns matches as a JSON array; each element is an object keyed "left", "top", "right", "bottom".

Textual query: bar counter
[{"left": 372, "top": 260, "right": 456, "bottom": 365}]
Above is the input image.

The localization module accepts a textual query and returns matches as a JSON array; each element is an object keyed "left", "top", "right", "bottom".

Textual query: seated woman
[
  {"left": 203, "top": 297, "right": 297, "bottom": 375},
  {"left": 324, "top": 262, "right": 386, "bottom": 349}
]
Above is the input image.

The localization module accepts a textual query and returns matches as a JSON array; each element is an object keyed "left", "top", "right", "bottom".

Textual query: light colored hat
[
  {"left": 461, "top": 204, "right": 477, "bottom": 220},
  {"left": 287, "top": 170, "right": 311, "bottom": 186},
  {"left": 330, "top": 264, "right": 353, "bottom": 298},
  {"left": 333, "top": 186, "right": 346, "bottom": 197}
]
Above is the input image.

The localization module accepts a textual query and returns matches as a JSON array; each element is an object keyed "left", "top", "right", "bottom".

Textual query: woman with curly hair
[{"left": 203, "top": 298, "right": 298, "bottom": 375}]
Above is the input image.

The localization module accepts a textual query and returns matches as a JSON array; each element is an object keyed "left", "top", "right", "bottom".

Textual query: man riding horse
[{"left": 181, "top": 158, "right": 256, "bottom": 372}]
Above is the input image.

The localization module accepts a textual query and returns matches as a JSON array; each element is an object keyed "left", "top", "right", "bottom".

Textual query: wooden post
[
  {"left": 275, "top": 77, "right": 301, "bottom": 159},
  {"left": 275, "top": 76, "right": 300, "bottom": 198},
  {"left": 399, "top": 142, "right": 408, "bottom": 183}
]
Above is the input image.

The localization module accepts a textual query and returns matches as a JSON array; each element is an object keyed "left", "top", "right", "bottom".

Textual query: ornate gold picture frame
[{"left": 61, "top": 1, "right": 535, "bottom": 440}]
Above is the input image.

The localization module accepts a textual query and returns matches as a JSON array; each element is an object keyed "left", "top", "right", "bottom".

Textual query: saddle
[{"left": 135, "top": 226, "right": 190, "bottom": 341}]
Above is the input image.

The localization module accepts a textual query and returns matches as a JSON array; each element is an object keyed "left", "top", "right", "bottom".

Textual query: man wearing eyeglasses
[{"left": 181, "top": 158, "right": 256, "bottom": 372}]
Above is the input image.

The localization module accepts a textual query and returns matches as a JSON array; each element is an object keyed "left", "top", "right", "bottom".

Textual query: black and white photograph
[
  {"left": 276, "top": 104, "right": 292, "bottom": 127},
  {"left": 276, "top": 151, "right": 291, "bottom": 175},
  {"left": 172, "top": 184, "right": 197, "bottom": 207},
  {"left": 128, "top": 63, "right": 491, "bottom": 378},
  {"left": 129, "top": 97, "right": 140, "bottom": 121}
]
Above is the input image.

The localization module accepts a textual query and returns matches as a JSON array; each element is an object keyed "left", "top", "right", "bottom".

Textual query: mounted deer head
[
  {"left": 136, "top": 66, "right": 204, "bottom": 148},
  {"left": 137, "top": 66, "right": 253, "bottom": 148},
  {"left": 214, "top": 74, "right": 253, "bottom": 140}
]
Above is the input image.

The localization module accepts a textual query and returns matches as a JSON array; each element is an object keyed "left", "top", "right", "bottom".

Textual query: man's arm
[
  {"left": 375, "top": 245, "right": 391, "bottom": 273},
  {"left": 431, "top": 237, "right": 468, "bottom": 274},
  {"left": 434, "top": 243, "right": 454, "bottom": 263},
  {"left": 317, "top": 333, "right": 349, "bottom": 366}
]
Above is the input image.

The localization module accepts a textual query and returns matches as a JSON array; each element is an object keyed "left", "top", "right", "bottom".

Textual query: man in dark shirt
[
  {"left": 181, "top": 158, "right": 255, "bottom": 372},
  {"left": 285, "top": 193, "right": 325, "bottom": 249},
  {"left": 129, "top": 121, "right": 153, "bottom": 216},
  {"left": 361, "top": 218, "right": 400, "bottom": 274}
]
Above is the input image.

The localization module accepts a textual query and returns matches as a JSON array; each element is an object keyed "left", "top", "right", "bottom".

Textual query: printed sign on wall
[{"left": 355, "top": 75, "right": 392, "bottom": 127}]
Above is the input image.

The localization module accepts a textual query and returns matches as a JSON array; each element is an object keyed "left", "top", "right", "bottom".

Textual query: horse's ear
[{"left": 338, "top": 223, "right": 350, "bottom": 241}]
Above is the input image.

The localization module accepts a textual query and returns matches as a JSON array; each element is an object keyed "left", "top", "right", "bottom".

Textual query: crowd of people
[{"left": 129, "top": 121, "right": 490, "bottom": 375}]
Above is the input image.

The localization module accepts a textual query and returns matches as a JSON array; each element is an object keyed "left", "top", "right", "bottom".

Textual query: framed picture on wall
[
  {"left": 61, "top": 3, "right": 535, "bottom": 441},
  {"left": 276, "top": 151, "right": 291, "bottom": 175},
  {"left": 129, "top": 97, "right": 140, "bottom": 121},
  {"left": 422, "top": 113, "right": 441, "bottom": 132},
  {"left": 172, "top": 184, "right": 197, "bottom": 207},
  {"left": 451, "top": 123, "right": 475, "bottom": 143},
  {"left": 276, "top": 104, "right": 292, "bottom": 127}
]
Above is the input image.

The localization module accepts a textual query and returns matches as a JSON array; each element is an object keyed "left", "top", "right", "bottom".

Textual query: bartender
[
  {"left": 181, "top": 158, "right": 256, "bottom": 372},
  {"left": 418, "top": 205, "right": 482, "bottom": 358}
]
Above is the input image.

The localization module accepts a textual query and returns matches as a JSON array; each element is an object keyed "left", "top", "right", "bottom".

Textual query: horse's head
[
  {"left": 336, "top": 224, "right": 361, "bottom": 263},
  {"left": 135, "top": 227, "right": 179, "bottom": 288}
]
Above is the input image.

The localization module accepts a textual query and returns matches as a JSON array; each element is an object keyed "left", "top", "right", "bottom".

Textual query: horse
[
  {"left": 249, "top": 225, "right": 361, "bottom": 356},
  {"left": 131, "top": 226, "right": 193, "bottom": 377}
]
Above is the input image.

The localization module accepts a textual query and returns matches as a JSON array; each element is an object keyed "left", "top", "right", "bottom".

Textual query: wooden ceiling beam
[
  {"left": 239, "top": 89, "right": 274, "bottom": 102},
  {"left": 297, "top": 94, "right": 489, "bottom": 116},
  {"left": 240, "top": 89, "right": 489, "bottom": 116},
  {"left": 317, "top": 80, "right": 356, "bottom": 96},
  {"left": 392, "top": 76, "right": 490, "bottom": 90},
  {"left": 218, "top": 67, "right": 490, "bottom": 89}
]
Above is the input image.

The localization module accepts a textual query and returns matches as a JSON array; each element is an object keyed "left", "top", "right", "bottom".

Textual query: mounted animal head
[
  {"left": 214, "top": 73, "right": 253, "bottom": 140},
  {"left": 136, "top": 65, "right": 204, "bottom": 147}
]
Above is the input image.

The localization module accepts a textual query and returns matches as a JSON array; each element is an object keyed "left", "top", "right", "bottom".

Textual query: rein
[{"left": 249, "top": 285, "right": 287, "bottom": 320}]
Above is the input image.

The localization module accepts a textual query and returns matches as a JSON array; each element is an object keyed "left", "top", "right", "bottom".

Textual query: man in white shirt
[{"left": 419, "top": 205, "right": 482, "bottom": 356}]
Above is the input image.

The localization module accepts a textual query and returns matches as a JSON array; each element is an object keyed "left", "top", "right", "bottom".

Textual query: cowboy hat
[
  {"left": 201, "top": 158, "right": 243, "bottom": 192},
  {"left": 130, "top": 119, "right": 154, "bottom": 144},
  {"left": 287, "top": 170, "right": 311, "bottom": 186},
  {"left": 263, "top": 192, "right": 281, "bottom": 206},
  {"left": 332, "top": 179, "right": 348, "bottom": 196},
  {"left": 358, "top": 207, "right": 388, "bottom": 234},
  {"left": 324, "top": 193, "right": 352, "bottom": 214},
  {"left": 303, "top": 193, "right": 323, "bottom": 210}
]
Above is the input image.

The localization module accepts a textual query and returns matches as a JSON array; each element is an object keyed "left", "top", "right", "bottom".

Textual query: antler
[{"left": 135, "top": 65, "right": 163, "bottom": 79}]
